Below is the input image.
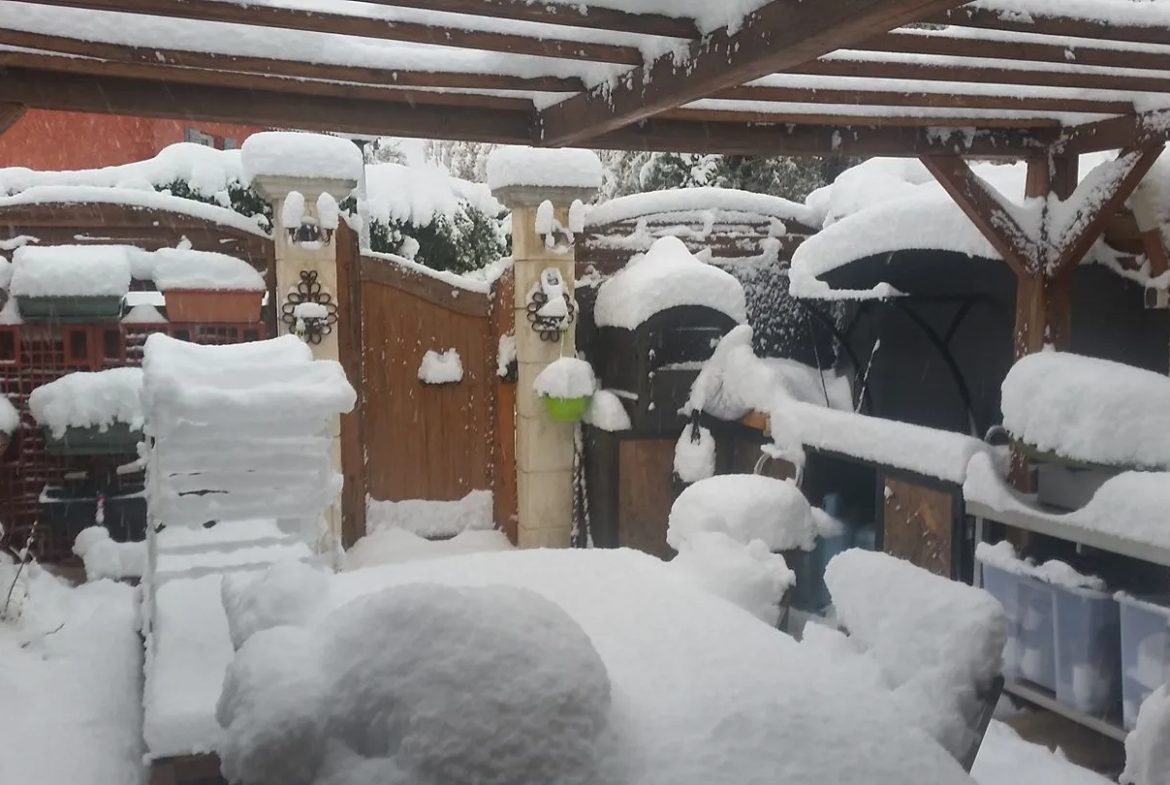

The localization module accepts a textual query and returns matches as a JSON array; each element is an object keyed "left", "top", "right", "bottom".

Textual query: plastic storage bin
[
  {"left": 1018, "top": 579, "right": 1057, "bottom": 690},
  {"left": 979, "top": 563, "right": 1023, "bottom": 680},
  {"left": 1118, "top": 594, "right": 1170, "bottom": 730},
  {"left": 1053, "top": 584, "right": 1121, "bottom": 716}
]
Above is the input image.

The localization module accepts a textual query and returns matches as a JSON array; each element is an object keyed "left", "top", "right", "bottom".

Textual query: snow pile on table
[
  {"left": 365, "top": 489, "right": 494, "bottom": 539},
  {"left": 241, "top": 132, "right": 362, "bottom": 185},
  {"left": 0, "top": 393, "right": 18, "bottom": 436},
  {"left": 0, "top": 567, "right": 144, "bottom": 785},
  {"left": 309, "top": 548, "right": 973, "bottom": 785},
  {"left": 152, "top": 248, "right": 266, "bottom": 291},
  {"left": 674, "top": 423, "right": 716, "bottom": 483},
  {"left": 417, "top": 348, "right": 463, "bottom": 384},
  {"left": 823, "top": 549, "right": 1007, "bottom": 760},
  {"left": 217, "top": 583, "right": 613, "bottom": 785},
  {"left": 344, "top": 527, "right": 513, "bottom": 571},
  {"left": 1002, "top": 351, "right": 1170, "bottom": 470},
  {"left": 534, "top": 357, "right": 595, "bottom": 399},
  {"left": 583, "top": 389, "right": 632, "bottom": 431},
  {"left": 29, "top": 367, "right": 144, "bottom": 437},
  {"left": 669, "top": 531, "right": 794, "bottom": 625},
  {"left": 1122, "top": 685, "right": 1170, "bottom": 785},
  {"left": 73, "top": 526, "right": 147, "bottom": 582},
  {"left": 486, "top": 147, "right": 602, "bottom": 192},
  {"left": 141, "top": 334, "right": 355, "bottom": 529},
  {"left": 585, "top": 187, "right": 818, "bottom": 233},
  {"left": 364, "top": 162, "right": 502, "bottom": 227},
  {"left": 974, "top": 720, "right": 1117, "bottom": 785},
  {"left": 965, "top": 452, "right": 1170, "bottom": 553},
  {"left": 10, "top": 244, "right": 132, "bottom": 297},
  {"left": 593, "top": 236, "right": 747, "bottom": 329},
  {"left": 668, "top": 474, "right": 815, "bottom": 552}
]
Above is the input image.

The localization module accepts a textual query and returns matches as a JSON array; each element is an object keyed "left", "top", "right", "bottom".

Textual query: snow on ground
[
  {"left": 241, "top": 132, "right": 363, "bottom": 185},
  {"left": 365, "top": 490, "right": 494, "bottom": 539},
  {"left": 223, "top": 548, "right": 973, "bottom": 785},
  {"left": 1001, "top": 351, "right": 1170, "bottom": 470},
  {"left": 28, "top": 367, "right": 144, "bottom": 437},
  {"left": 593, "top": 236, "right": 747, "bottom": 329},
  {"left": 344, "top": 527, "right": 513, "bottom": 571},
  {"left": 0, "top": 568, "right": 144, "bottom": 785},
  {"left": 417, "top": 348, "right": 464, "bottom": 385},
  {"left": 486, "top": 147, "right": 602, "bottom": 192}
]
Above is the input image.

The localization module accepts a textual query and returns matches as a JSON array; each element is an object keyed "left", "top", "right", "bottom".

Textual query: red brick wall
[{"left": 0, "top": 109, "right": 263, "bottom": 170}]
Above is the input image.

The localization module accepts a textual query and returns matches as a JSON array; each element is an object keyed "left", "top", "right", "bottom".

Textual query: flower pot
[
  {"left": 544, "top": 395, "right": 592, "bottom": 423},
  {"left": 164, "top": 289, "right": 264, "bottom": 323},
  {"left": 42, "top": 422, "right": 143, "bottom": 457},
  {"left": 16, "top": 295, "right": 123, "bottom": 323}
]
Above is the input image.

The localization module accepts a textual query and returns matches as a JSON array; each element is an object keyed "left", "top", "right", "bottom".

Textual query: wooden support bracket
[{"left": 0, "top": 102, "right": 25, "bottom": 137}]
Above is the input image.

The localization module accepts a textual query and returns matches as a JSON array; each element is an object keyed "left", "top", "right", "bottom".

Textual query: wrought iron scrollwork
[
  {"left": 526, "top": 288, "right": 575, "bottom": 343},
  {"left": 280, "top": 270, "right": 339, "bottom": 345}
]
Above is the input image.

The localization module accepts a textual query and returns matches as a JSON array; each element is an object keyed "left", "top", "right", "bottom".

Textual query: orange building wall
[{"left": 0, "top": 109, "right": 263, "bottom": 170}]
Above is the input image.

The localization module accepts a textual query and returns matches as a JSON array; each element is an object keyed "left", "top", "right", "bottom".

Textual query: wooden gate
[{"left": 336, "top": 227, "right": 516, "bottom": 546}]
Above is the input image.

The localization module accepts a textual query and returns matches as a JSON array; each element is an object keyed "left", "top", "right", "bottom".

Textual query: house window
[
  {"left": 184, "top": 128, "right": 216, "bottom": 147},
  {"left": 223, "top": 138, "right": 237, "bottom": 150}
]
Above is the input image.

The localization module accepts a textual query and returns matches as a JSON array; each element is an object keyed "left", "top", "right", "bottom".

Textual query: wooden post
[{"left": 336, "top": 222, "right": 366, "bottom": 547}]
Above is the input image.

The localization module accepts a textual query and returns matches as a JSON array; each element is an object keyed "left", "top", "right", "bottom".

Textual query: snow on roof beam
[
  {"left": 534, "top": 0, "right": 972, "bottom": 147},
  {"left": 928, "top": 3, "right": 1170, "bottom": 49},
  {"left": 377, "top": 0, "right": 699, "bottom": 39},
  {"left": 1058, "top": 108, "right": 1170, "bottom": 156},
  {"left": 19, "top": 0, "right": 645, "bottom": 65}
]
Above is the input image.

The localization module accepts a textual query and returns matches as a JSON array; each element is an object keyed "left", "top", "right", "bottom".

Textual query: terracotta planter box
[{"left": 164, "top": 289, "right": 264, "bottom": 323}]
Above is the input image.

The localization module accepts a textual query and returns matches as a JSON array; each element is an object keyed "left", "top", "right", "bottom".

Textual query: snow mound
[
  {"left": 241, "top": 132, "right": 362, "bottom": 185},
  {"left": 583, "top": 389, "right": 631, "bottom": 431},
  {"left": 669, "top": 531, "right": 794, "bottom": 625},
  {"left": 593, "top": 236, "right": 747, "bottom": 329},
  {"left": 1002, "top": 351, "right": 1170, "bottom": 469},
  {"left": 533, "top": 357, "right": 595, "bottom": 399},
  {"left": 825, "top": 549, "right": 1008, "bottom": 759},
  {"left": 674, "top": 424, "right": 716, "bottom": 483},
  {"left": 417, "top": 349, "right": 463, "bottom": 385},
  {"left": 364, "top": 162, "right": 502, "bottom": 227},
  {"left": 667, "top": 474, "right": 815, "bottom": 552},
  {"left": 365, "top": 490, "right": 494, "bottom": 539},
  {"left": 486, "top": 147, "right": 602, "bottom": 192},
  {"left": 72, "top": 526, "right": 146, "bottom": 582},
  {"left": 344, "top": 527, "right": 513, "bottom": 571},
  {"left": 1123, "top": 685, "right": 1170, "bottom": 785},
  {"left": 28, "top": 367, "right": 143, "bottom": 437},
  {"left": 152, "top": 248, "right": 266, "bottom": 291},
  {"left": 216, "top": 583, "right": 612, "bottom": 785},
  {"left": 11, "top": 244, "right": 132, "bottom": 297},
  {"left": 221, "top": 560, "right": 330, "bottom": 650},
  {"left": 0, "top": 393, "right": 17, "bottom": 436}
]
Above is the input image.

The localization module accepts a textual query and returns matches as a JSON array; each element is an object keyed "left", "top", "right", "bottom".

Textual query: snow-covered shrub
[
  {"left": 368, "top": 205, "right": 504, "bottom": 275},
  {"left": 160, "top": 177, "right": 272, "bottom": 225},
  {"left": 216, "top": 583, "right": 611, "bottom": 785}
]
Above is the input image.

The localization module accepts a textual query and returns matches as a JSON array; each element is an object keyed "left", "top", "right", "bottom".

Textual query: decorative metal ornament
[
  {"left": 526, "top": 287, "right": 575, "bottom": 343},
  {"left": 281, "top": 270, "right": 339, "bottom": 344}
]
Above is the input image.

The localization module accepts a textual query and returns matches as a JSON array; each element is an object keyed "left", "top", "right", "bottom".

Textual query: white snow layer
[
  {"left": 220, "top": 560, "right": 330, "bottom": 651},
  {"left": 72, "top": 526, "right": 146, "bottom": 582},
  {"left": 667, "top": 474, "right": 816, "bottom": 553},
  {"left": 1002, "top": 351, "right": 1170, "bottom": 470},
  {"left": 28, "top": 367, "right": 144, "bottom": 437},
  {"left": 365, "top": 162, "right": 502, "bottom": 227},
  {"left": 584, "top": 389, "right": 632, "bottom": 431},
  {"left": 122, "top": 304, "right": 168, "bottom": 324},
  {"left": 824, "top": 549, "right": 1008, "bottom": 760},
  {"left": 1123, "top": 685, "right": 1170, "bottom": 785},
  {"left": 593, "top": 236, "right": 747, "bottom": 329},
  {"left": 417, "top": 348, "right": 464, "bottom": 385},
  {"left": 217, "top": 583, "right": 613, "bottom": 785},
  {"left": 0, "top": 393, "right": 18, "bottom": 436},
  {"left": 586, "top": 186, "right": 819, "bottom": 230},
  {"left": 240, "top": 132, "right": 363, "bottom": 185},
  {"left": 344, "top": 527, "right": 514, "bottom": 572},
  {"left": 533, "top": 357, "right": 596, "bottom": 399},
  {"left": 365, "top": 489, "right": 494, "bottom": 539},
  {"left": 486, "top": 147, "right": 603, "bottom": 192},
  {"left": 257, "top": 548, "right": 972, "bottom": 785},
  {"left": 673, "top": 424, "right": 716, "bottom": 483},
  {"left": 152, "top": 248, "right": 266, "bottom": 291},
  {"left": 975, "top": 540, "right": 1105, "bottom": 592},
  {"left": 669, "top": 531, "right": 795, "bottom": 625},
  {"left": 0, "top": 570, "right": 144, "bottom": 785},
  {"left": 10, "top": 244, "right": 132, "bottom": 297},
  {"left": 975, "top": 720, "right": 1116, "bottom": 785}
]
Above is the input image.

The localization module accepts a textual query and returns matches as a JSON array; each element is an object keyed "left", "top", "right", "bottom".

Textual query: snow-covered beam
[
  {"left": 926, "top": 3, "right": 1170, "bottom": 48},
  {"left": 0, "top": 102, "right": 24, "bottom": 137},
  {"left": 16, "top": 0, "right": 643, "bottom": 65},
  {"left": 1057, "top": 109, "right": 1170, "bottom": 155},
  {"left": 379, "top": 0, "right": 698, "bottom": 39},
  {"left": 534, "top": 0, "right": 972, "bottom": 147}
]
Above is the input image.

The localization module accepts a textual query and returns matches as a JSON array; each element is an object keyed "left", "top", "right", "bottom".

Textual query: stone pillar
[
  {"left": 492, "top": 180, "right": 597, "bottom": 549},
  {"left": 252, "top": 174, "right": 357, "bottom": 551}
]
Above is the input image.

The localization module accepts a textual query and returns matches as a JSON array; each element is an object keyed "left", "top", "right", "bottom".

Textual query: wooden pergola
[{"left": 1, "top": 0, "right": 1169, "bottom": 365}]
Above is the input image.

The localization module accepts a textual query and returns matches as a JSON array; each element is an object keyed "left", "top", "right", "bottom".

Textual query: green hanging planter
[{"left": 544, "top": 395, "right": 592, "bottom": 423}]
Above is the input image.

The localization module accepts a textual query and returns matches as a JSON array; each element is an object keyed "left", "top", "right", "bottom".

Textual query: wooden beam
[
  {"left": 534, "top": 0, "right": 973, "bottom": 146},
  {"left": 0, "top": 102, "right": 24, "bottom": 137},
  {"left": 1057, "top": 109, "right": 1170, "bottom": 155},
  {"left": 0, "top": 28, "right": 583, "bottom": 92},
  {"left": 918, "top": 155, "right": 1039, "bottom": 276},
  {"left": 861, "top": 29, "right": 1170, "bottom": 74},
  {"left": 665, "top": 107, "right": 1062, "bottom": 129},
  {"left": 1050, "top": 143, "right": 1165, "bottom": 276},
  {"left": 928, "top": 5, "right": 1170, "bottom": 49},
  {"left": 18, "top": 0, "right": 642, "bottom": 65},
  {"left": 793, "top": 57, "right": 1170, "bottom": 96},
  {"left": 361, "top": 0, "right": 699, "bottom": 39}
]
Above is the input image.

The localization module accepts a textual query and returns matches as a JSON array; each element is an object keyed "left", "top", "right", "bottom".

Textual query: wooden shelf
[
  {"left": 968, "top": 499, "right": 1170, "bottom": 568},
  {"left": 1002, "top": 680, "right": 1128, "bottom": 743}
]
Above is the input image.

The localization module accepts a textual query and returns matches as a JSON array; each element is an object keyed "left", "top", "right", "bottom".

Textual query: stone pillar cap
[
  {"left": 491, "top": 184, "right": 597, "bottom": 209},
  {"left": 251, "top": 174, "right": 357, "bottom": 202}
]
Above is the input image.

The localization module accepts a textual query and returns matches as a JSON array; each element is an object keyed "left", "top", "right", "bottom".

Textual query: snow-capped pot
[
  {"left": 152, "top": 248, "right": 266, "bottom": 324},
  {"left": 10, "top": 245, "right": 132, "bottom": 323},
  {"left": 533, "top": 357, "right": 595, "bottom": 423}
]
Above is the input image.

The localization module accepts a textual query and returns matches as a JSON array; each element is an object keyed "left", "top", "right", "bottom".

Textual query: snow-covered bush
[
  {"left": 216, "top": 583, "right": 611, "bottom": 785},
  {"left": 368, "top": 205, "right": 504, "bottom": 275}
]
